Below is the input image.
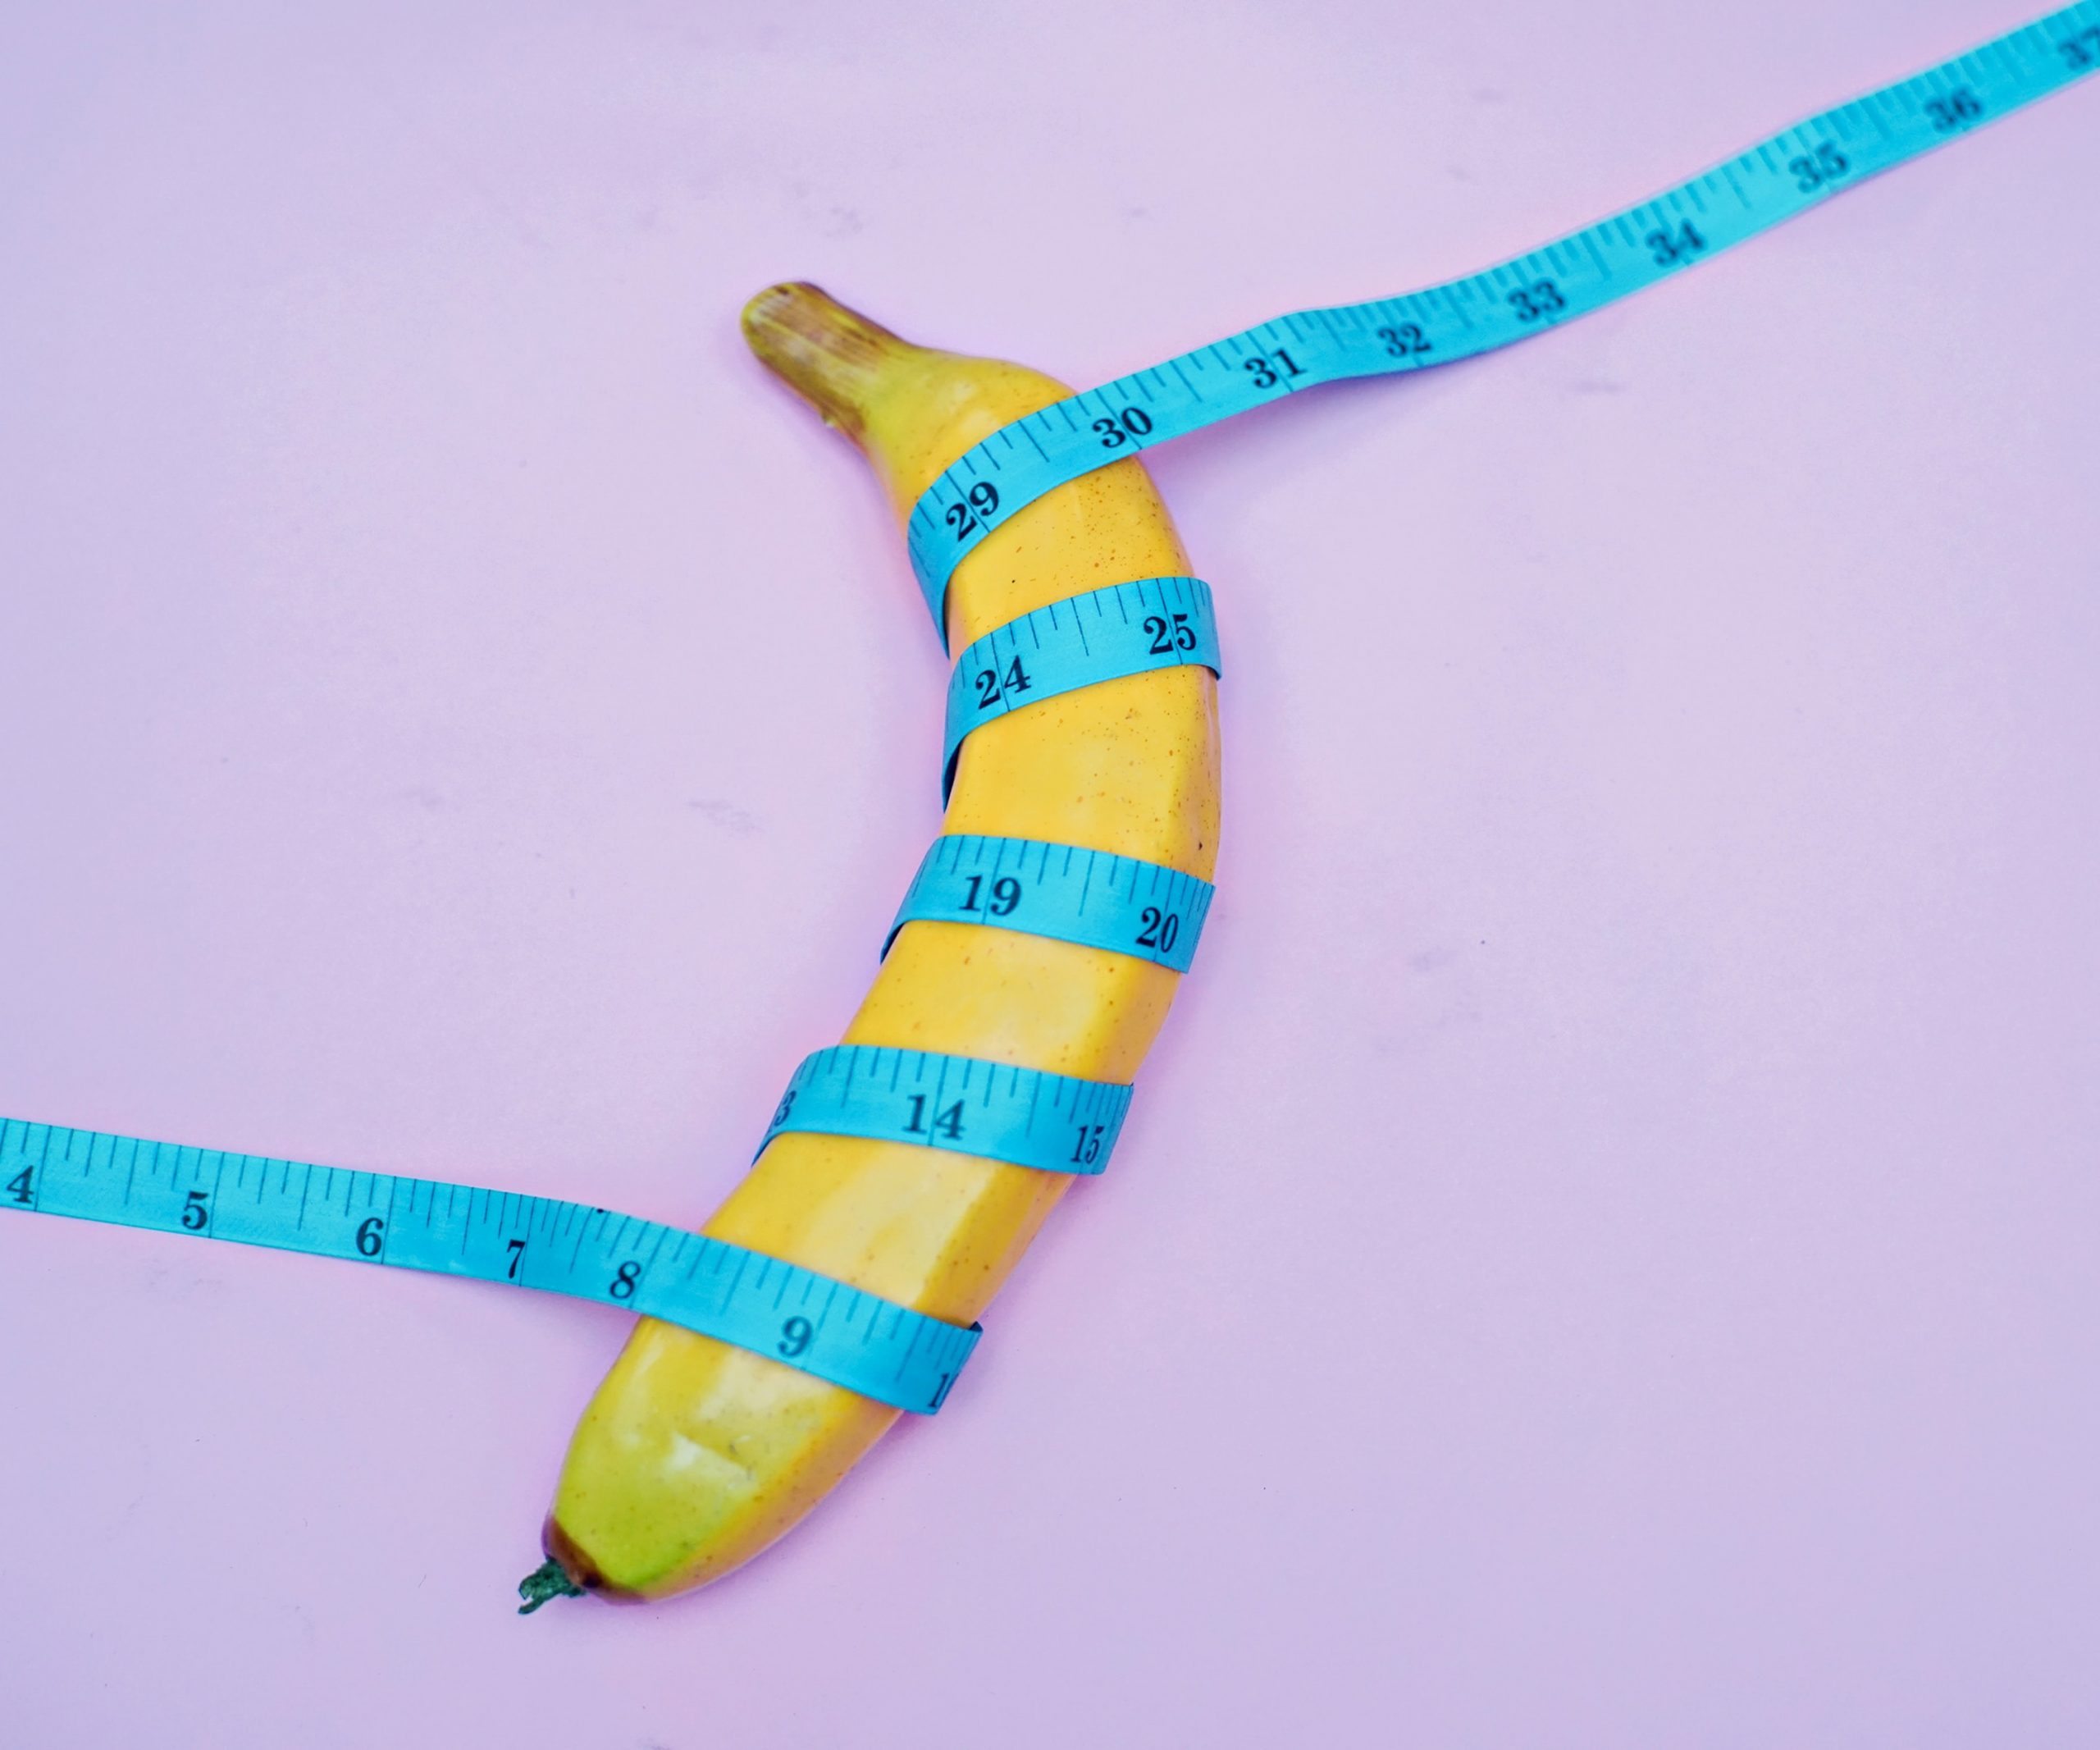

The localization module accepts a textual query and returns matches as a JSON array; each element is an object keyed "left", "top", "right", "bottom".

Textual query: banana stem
[
  {"left": 516, "top": 1557, "right": 586, "bottom": 1615},
  {"left": 740, "top": 281, "right": 919, "bottom": 442}
]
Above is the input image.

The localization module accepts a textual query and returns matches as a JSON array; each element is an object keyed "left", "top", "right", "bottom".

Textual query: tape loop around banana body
[
  {"left": 756, "top": 1044, "right": 1134, "bottom": 1176},
  {"left": 885, "top": 833, "right": 1214, "bottom": 971},
  {"left": 943, "top": 576, "right": 1222, "bottom": 802}
]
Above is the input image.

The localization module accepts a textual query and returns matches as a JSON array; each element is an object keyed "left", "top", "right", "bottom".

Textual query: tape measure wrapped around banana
[
  {"left": 2, "top": 0, "right": 2088, "bottom": 1615},
  {"left": 521, "top": 283, "right": 1223, "bottom": 1606}
]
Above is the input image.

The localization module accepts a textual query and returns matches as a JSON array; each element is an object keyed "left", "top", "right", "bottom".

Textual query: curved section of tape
[
  {"left": 758, "top": 1044, "right": 1133, "bottom": 1177},
  {"left": 629, "top": 1235, "right": 979, "bottom": 1414},
  {"left": 903, "top": 3, "right": 2100, "bottom": 634},
  {"left": 0, "top": 1117, "right": 977, "bottom": 1414},
  {"left": 943, "top": 576, "right": 1221, "bottom": 802},
  {"left": 885, "top": 834, "right": 1214, "bottom": 972}
]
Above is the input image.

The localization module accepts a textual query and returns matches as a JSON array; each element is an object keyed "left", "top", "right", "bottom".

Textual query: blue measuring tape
[
  {"left": 906, "top": 1, "right": 2100, "bottom": 638},
  {"left": 943, "top": 577, "right": 1221, "bottom": 801},
  {"left": 4, "top": 4, "right": 2092, "bottom": 1413},
  {"left": 760, "top": 1046, "right": 1134, "bottom": 1175},
  {"left": 0, "top": 1117, "right": 979, "bottom": 1414},
  {"left": 887, "top": 833, "right": 1215, "bottom": 972}
]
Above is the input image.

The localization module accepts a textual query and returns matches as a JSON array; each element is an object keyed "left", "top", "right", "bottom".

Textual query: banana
[{"left": 528, "top": 283, "right": 1221, "bottom": 1603}]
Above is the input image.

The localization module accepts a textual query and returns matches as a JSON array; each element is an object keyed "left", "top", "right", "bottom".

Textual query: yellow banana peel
[{"left": 535, "top": 284, "right": 1221, "bottom": 1602}]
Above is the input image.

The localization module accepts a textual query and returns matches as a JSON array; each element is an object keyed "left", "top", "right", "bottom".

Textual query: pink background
[{"left": 3, "top": 2, "right": 2097, "bottom": 1743}]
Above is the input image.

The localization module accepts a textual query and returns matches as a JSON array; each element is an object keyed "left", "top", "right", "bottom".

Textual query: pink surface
[{"left": 3, "top": 2, "right": 2097, "bottom": 1743}]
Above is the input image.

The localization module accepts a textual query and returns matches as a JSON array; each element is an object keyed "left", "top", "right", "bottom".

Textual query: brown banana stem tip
[{"left": 739, "top": 281, "right": 918, "bottom": 441}]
